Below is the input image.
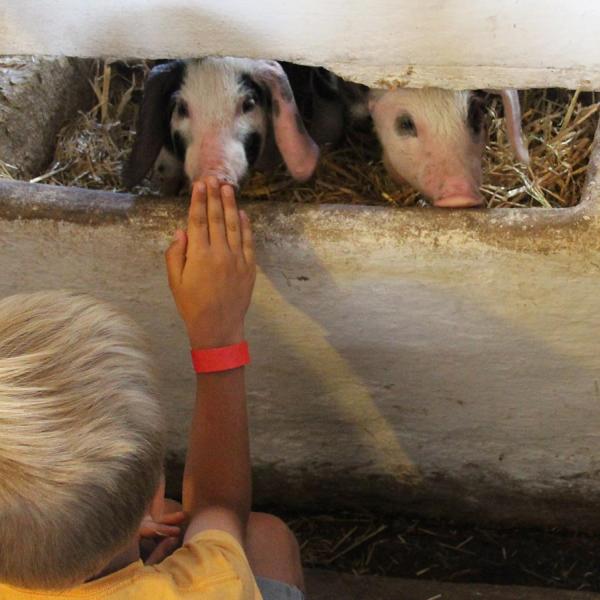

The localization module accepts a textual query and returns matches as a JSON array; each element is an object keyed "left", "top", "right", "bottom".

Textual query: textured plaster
[
  {"left": 3, "top": 1, "right": 600, "bottom": 89},
  {"left": 2, "top": 170, "right": 600, "bottom": 527}
]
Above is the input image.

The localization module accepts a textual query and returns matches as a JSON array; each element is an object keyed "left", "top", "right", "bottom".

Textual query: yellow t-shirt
[{"left": 0, "top": 530, "right": 262, "bottom": 600}]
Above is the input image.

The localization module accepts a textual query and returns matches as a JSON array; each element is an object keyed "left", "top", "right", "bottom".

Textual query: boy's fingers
[
  {"left": 206, "top": 177, "right": 227, "bottom": 247},
  {"left": 222, "top": 185, "right": 242, "bottom": 252},
  {"left": 240, "top": 210, "right": 255, "bottom": 265},
  {"left": 165, "top": 230, "right": 187, "bottom": 288},
  {"left": 139, "top": 518, "right": 181, "bottom": 539},
  {"left": 187, "top": 182, "right": 209, "bottom": 251},
  {"left": 145, "top": 537, "right": 180, "bottom": 565},
  {"left": 159, "top": 511, "right": 187, "bottom": 526},
  {"left": 153, "top": 524, "right": 181, "bottom": 537}
]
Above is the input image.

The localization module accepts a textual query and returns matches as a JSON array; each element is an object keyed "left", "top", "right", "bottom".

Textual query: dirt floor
[{"left": 281, "top": 510, "right": 600, "bottom": 593}]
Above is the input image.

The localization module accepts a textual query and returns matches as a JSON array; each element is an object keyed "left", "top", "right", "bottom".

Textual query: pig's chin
[
  {"left": 433, "top": 195, "right": 484, "bottom": 208},
  {"left": 382, "top": 155, "right": 406, "bottom": 185}
]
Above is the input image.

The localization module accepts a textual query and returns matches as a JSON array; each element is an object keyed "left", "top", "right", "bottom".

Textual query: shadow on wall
[{"left": 247, "top": 217, "right": 600, "bottom": 517}]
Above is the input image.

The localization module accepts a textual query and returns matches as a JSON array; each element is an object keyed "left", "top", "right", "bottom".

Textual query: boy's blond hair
[{"left": 0, "top": 290, "right": 165, "bottom": 589}]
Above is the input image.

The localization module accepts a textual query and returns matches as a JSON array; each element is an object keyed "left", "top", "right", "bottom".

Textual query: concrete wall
[
  {"left": 2, "top": 0, "right": 600, "bottom": 89},
  {"left": 4, "top": 0, "right": 600, "bottom": 529},
  {"left": 2, "top": 131, "right": 600, "bottom": 528}
]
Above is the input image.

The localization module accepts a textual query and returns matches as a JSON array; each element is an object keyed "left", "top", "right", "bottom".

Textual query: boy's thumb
[{"left": 165, "top": 230, "right": 187, "bottom": 286}]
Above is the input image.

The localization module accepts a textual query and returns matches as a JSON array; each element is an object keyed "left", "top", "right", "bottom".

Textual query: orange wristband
[{"left": 191, "top": 341, "right": 250, "bottom": 373}]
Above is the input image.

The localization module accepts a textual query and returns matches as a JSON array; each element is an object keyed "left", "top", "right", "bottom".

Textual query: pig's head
[
  {"left": 123, "top": 57, "right": 319, "bottom": 190},
  {"left": 368, "top": 88, "right": 529, "bottom": 208}
]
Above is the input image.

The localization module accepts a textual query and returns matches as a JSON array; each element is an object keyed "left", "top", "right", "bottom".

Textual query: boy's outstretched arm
[{"left": 165, "top": 177, "right": 256, "bottom": 546}]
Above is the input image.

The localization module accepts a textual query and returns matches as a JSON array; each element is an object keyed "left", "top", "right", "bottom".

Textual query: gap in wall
[{"left": 1, "top": 57, "right": 597, "bottom": 209}]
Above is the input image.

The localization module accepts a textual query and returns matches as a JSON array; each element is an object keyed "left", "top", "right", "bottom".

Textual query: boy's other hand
[
  {"left": 139, "top": 510, "right": 186, "bottom": 539},
  {"left": 140, "top": 503, "right": 187, "bottom": 565},
  {"left": 165, "top": 177, "right": 256, "bottom": 349}
]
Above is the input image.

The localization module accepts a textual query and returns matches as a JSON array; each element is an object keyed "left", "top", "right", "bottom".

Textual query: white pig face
[
  {"left": 123, "top": 57, "right": 320, "bottom": 192},
  {"left": 170, "top": 57, "right": 269, "bottom": 186},
  {"left": 369, "top": 88, "right": 487, "bottom": 208}
]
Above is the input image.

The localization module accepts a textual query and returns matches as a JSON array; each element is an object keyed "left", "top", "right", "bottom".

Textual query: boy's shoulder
[
  {"left": 152, "top": 529, "right": 257, "bottom": 589},
  {"left": 0, "top": 531, "right": 260, "bottom": 600}
]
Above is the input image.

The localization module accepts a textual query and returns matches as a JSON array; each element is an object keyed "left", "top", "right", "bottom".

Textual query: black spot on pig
[
  {"left": 176, "top": 99, "right": 189, "bottom": 119},
  {"left": 303, "top": 100, "right": 315, "bottom": 122},
  {"left": 281, "top": 63, "right": 315, "bottom": 123},
  {"left": 311, "top": 68, "right": 340, "bottom": 101},
  {"left": 122, "top": 60, "right": 186, "bottom": 188},
  {"left": 467, "top": 97, "right": 485, "bottom": 137},
  {"left": 243, "top": 132, "right": 262, "bottom": 167},
  {"left": 171, "top": 131, "right": 187, "bottom": 162},
  {"left": 240, "top": 74, "right": 267, "bottom": 107}
]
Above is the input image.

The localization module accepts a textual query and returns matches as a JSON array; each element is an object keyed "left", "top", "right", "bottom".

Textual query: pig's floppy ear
[
  {"left": 254, "top": 61, "right": 319, "bottom": 182},
  {"left": 498, "top": 89, "right": 530, "bottom": 166},
  {"left": 122, "top": 61, "right": 185, "bottom": 188}
]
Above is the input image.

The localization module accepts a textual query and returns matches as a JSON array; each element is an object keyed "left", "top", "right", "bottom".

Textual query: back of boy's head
[{"left": 0, "top": 290, "right": 165, "bottom": 590}]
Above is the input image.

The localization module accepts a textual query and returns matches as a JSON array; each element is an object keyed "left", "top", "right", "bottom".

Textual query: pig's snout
[
  {"left": 195, "top": 147, "right": 242, "bottom": 187},
  {"left": 186, "top": 135, "right": 246, "bottom": 188},
  {"left": 432, "top": 176, "right": 483, "bottom": 208}
]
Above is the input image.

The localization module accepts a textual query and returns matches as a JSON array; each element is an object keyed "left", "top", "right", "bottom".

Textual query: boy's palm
[{"left": 166, "top": 179, "right": 256, "bottom": 349}]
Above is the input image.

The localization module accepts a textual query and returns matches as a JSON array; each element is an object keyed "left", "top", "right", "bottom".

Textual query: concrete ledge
[
  {"left": 305, "top": 570, "right": 599, "bottom": 600},
  {"left": 0, "top": 175, "right": 599, "bottom": 250}
]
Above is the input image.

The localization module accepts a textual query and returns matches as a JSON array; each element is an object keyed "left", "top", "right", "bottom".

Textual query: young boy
[{"left": 0, "top": 178, "right": 305, "bottom": 599}]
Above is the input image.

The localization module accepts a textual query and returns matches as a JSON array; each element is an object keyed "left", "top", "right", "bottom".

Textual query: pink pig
[{"left": 348, "top": 85, "right": 530, "bottom": 208}]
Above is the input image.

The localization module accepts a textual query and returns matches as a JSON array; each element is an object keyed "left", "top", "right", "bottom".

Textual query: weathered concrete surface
[
  {"left": 2, "top": 151, "right": 600, "bottom": 530},
  {"left": 305, "top": 570, "right": 600, "bottom": 600},
  {"left": 0, "top": 56, "right": 93, "bottom": 178},
  {"left": 2, "top": 130, "right": 600, "bottom": 528}
]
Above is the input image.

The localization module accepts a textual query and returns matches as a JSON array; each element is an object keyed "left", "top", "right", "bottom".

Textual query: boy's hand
[
  {"left": 139, "top": 510, "right": 186, "bottom": 539},
  {"left": 166, "top": 177, "right": 256, "bottom": 348},
  {"left": 139, "top": 501, "right": 188, "bottom": 565}
]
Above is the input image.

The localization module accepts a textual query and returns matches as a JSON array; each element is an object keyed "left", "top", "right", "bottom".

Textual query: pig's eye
[
  {"left": 242, "top": 94, "right": 258, "bottom": 114},
  {"left": 395, "top": 114, "right": 417, "bottom": 137},
  {"left": 176, "top": 100, "right": 189, "bottom": 119}
]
